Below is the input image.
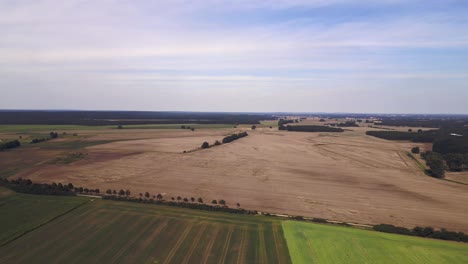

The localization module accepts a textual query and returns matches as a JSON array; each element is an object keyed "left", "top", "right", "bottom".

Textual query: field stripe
[
  {"left": 181, "top": 223, "right": 207, "bottom": 264},
  {"left": 257, "top": 225, "right": 268, "bottom": 263},
  {"left": 51, "top": 211, "right": 129, "bottom": 264},
  {"left": 201, "top": 225, "right": 220, "bottom": 264},
  {"left": 162, "top": 223, "right": 193, "bottom": 264},
  {"left": 236, "top": 226, "right": 248, "bottom": 264},
  {"left": 110, "top": 216, "right": 160, "bottom": 263},
  {"left": 272, "top": 223, "right": 282, "bottom": 262},
  {"left": 219, "top": 225, "right": 234, "bottom": 264}
]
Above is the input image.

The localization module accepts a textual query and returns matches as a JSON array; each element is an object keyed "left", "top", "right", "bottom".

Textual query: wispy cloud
[{"left": 0, "top": 0, "right": 467, "bottom": 113}]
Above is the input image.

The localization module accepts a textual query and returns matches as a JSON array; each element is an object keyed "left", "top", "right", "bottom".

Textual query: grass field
[
  {"left": 0, "top": 193, "right": 291, "bottom": 264},
  {"left": 0, "top": 123, "right": 234, "bottom": 133},
  {"left": 0, "top": 189, "right": 87, "bottom": 246},
  {"left": 282, "top": 221, "right": 468, "bottom": 264}
]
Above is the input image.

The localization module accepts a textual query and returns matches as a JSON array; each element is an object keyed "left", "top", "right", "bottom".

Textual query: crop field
[
  {"left": 0, "top": 197, "right": 291, "bottom": 264},
  {"left": 282, "top": 221, "right": 468, "bottom": 264},
  {"left": 0, "top": 188, "right": 87, "bottom": 246}
]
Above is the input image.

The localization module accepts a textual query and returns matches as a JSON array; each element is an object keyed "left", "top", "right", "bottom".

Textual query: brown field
[{"left": 2, "top": 123, "right": 468, "bottom": 232}]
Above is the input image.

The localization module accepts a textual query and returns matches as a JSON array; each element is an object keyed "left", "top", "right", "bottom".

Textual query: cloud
[{"left": 0, "top": 0, "right": 467, "bottom": 113}]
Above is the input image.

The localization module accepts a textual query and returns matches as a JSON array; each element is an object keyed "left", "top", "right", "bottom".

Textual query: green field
[
  {"left": 282, "top": 221, "right": 468, "bottom": 264},
  {"left": 0, "top": 190, "right": 87, "bottom": 246},
  {"left": 0, "top": 123, "right": 234, "bottom": 133},
  {"left": 0, "top": 191, "right": 291, "bottom": 264}
]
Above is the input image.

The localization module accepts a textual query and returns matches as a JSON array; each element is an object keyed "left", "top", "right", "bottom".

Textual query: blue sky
[{"left": 0, "top": 0, "right": 467, "bottom": 113}]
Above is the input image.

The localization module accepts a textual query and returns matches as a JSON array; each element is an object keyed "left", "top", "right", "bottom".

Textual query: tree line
[
  {"left": 31, "top": 132, "right": 59, "bottom": 144},
  {"left": 282, "top": 125, "right": 344, "bottom": 133},
  {"left": 419, "top": 151, "right": 468, "bottom": 178},
  {"left": 374, "top": 224, "right": 468, "bottom": 243},
  {"left": 365, "top": 130, "right": 437, "bottom": 142},
  {"left": 1, "top": 178, "right": 77, "bottom": 196},
  {"left": 0, "top": 140, "right": 20, "bottom": 151},
  {"left": 222, "top": 131, "right": 248, "bottom": 143}
]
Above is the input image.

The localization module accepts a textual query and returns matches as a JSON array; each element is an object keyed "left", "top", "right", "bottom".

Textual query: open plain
[{"left": 2, "top": 122, "right": 468, "bottom": 232}]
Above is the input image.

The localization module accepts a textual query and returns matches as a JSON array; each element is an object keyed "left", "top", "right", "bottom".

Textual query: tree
[
  {"left": 117, "top": 125, "right": 123, "bottom": 129},
  {"left": 426, "top": 152, "right": 445, "bottom": 178},
  {"left": 201, "top": 142, "right": 210, "bottom": 149},
  {"left": 171, "top": 197, "right": 175, "bottom": 200},
  {"left": 113, "top": 190, "right": 117, "bottom": 195},
  {"left": 177, "top": 196, "right": 182, "bottom": 202},
  {"left": 125, "top": 189, "right": 131, "bottom": 196},
  {"left": 84, "top": 188, "right": 89, "bottom": 193},
  {"left": 236, "top": 203, "right": 240, "bottom": 207},
  {"left": 198, "top": 197, "right": 203, "bottom": 203},
  {"left": 214, "top": 140, "right": 221, "bottom": 146},
  {"left": 219, "top": 199, "right": 226, "bottom": 206},
  {"left": 212, "top": 199, "right": 217, "bottom": 204},
  {"left": 181, "top": 125, "right": 186, "bottom": 129},
  {"left": 444, "top": 153, "right": 464, "bottom": 171},
  {"left": 251, "top": 125, "right": 256, "bottom": 130},
  {"left": 191, "top": 128, "right": 195, "bottom": 131},
  {"left": 418, "top": 129, "right": 423, "bottom": 133},
  {"left": 190, "top": 197, "right": 195, "bottom": 202},
  {"left": 68, "top": 183, "right": 74, "bottom": 189},
  {"left": 183, "top": 197, "right": 189, "bottom": 202},
  {"left": 408, "top": 129, "right": 413, "bottom": 132},
  {"left": 145, "top": 192, "right": 150, "bottom": 198},
  {"left": 157, "top": 193, "right": 163, "bottom": 200},
  {"left": 79, "top": 187, "right": 84, "bottom": 193},
  {"left": 106, "top": 189, "right": 112, "bottom": 194},
  {"left": 119, "top": 189, "right": 125, "bottom": 196},
  {"left": 95, "top": 189, "right": 100, "bottom": 194},
  {"left": 411, "top": 146, "right": 420, "bottom": 154}
]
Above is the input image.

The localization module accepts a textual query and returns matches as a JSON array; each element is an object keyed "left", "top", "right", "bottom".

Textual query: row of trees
[
  {"left": 337, "top": 121, "right": 359, "bottom": 127},
  {"left": 283, "top": 125, "right": 344, "bottom": 133},
  {"left": 374, "top": 224, "right": 468, "bottom": 243},
  {"left": 0, "top": 140, "right": 20, "bottom": 151},
  {"left": 180, "top": 125, "right": 196, "bottom": 131},
  {"left": 0, "top": 178, "right": 77, "bottom": 196},
  {"left": 30, "top": 131, "right": 60, "bottom": 144},
  {"left": 222, "top": 131, "right": 248, "bottom": 143}
]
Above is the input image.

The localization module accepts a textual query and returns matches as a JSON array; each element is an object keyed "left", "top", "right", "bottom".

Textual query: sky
[{"left": 1, "top": 0, "right": 468, "bottom": 114}]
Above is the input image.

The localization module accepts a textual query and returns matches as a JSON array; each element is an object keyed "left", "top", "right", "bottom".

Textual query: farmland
[
  {"left": 282, "top": 221, "right": 468, "bottom": 264},
  {"left": 2, "top": 121, "right": 468, "bottom": 233},
  {"left": 0, "top": 191, "right": 291, "bottom": 264}
]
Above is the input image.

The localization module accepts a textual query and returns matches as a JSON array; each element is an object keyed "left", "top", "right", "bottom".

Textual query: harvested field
[
  {"left": 3, "top": 125, "right": 468, "bottom": 232},
  {"left": 0, "top": 196, "right": 291, "bottom": 264},
  {"left": 282, "top": 221, "right": 468, "bottom": 263}
]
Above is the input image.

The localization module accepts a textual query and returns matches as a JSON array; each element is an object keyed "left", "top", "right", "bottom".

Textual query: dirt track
[{"left": 12, "top": 126, "right": 468, "bottom": 232}]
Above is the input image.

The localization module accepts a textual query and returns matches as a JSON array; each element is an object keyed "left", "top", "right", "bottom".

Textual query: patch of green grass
[
  {"left": 0, "top": 125, "right": 111, "bottom": 133},
  {"left": 49, "top": 152, "right": 88, "bottom": 164},
  {"left": 0, "top": 188, "right": 87, "bottom": 246},
  {"left": 0, "top": 199, "right": 291, "bottom": 263},
  {"left": 260, "top": 120, "right": 278, "bottom": 127},
  {"left": 117, "top": 123, "right": 235, "bottom": 129},
  {"left": 282, "top": 221, "right": 468, "bottom": 264},
  {"left": 37, "top": 139, "right": 119, "bottom": 150}
]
